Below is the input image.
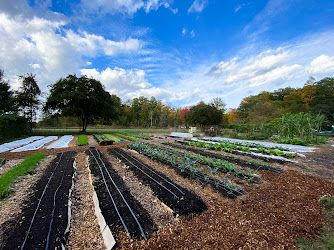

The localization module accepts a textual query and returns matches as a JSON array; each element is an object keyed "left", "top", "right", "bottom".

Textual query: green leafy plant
[
  {"left": 103, "top": 134, "right": 121, "bottom": 142},
  {"left": 77, "top": 135, "right": 88, "bottom": 146}
]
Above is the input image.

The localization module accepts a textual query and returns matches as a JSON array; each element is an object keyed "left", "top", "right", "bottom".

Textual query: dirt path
[{"left": 66, "top": 152, "right": 105, "bottom": 249}]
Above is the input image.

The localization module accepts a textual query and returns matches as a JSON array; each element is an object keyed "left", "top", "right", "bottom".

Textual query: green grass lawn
[
  {"left": 76, "top": 135, "right": 88, "bottom": 146},
  {"left": 103, "top": 134, "right": 121, "bottom": 142},
  {"left": 0, "top": 153, "right": 46, "bottom": 199}
]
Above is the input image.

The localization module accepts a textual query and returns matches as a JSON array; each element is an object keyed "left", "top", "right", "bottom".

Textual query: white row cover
[
  {"left": 201, "top": 137, "right": 316, "bottom": 152},
  {"left": 192, "top": 138, "right": 298, "bottom": 162},
  {"left": 45, "top": 135, "right": 74, "bottom": 149},
  {"left": 11, "top": 136, "right": 58, "bottom": 152},
  {"left": 0, "top": 136, "right": 44, "bottom": 153},
  {"left": 170, "top": 132, "right": 193, "bottom": 137}
]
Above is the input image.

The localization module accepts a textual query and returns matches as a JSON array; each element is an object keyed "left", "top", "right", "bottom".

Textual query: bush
[{"left": 0, "top": 115, "right": 28, "bottom": 141}]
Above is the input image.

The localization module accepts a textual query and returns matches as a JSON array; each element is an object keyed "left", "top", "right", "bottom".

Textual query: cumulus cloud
[
  {"left": 188, "top": 0, "right": 208, "bottom": 13},
  {"left": 80, "top": 67, "right": 151, "bottom": 96},
  {"left": 80, "top": 67, "right": 203, "bottom": 103},
  {"left": 308, "top": 55, "right": 334, "bottom": 75},
  {"left": 0, "top": 12, "right": 142, "bottom": 91}
]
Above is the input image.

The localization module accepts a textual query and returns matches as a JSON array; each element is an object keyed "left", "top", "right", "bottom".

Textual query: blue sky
[{"left": 0, "top": 0, "right": 334, "bottom": 110}]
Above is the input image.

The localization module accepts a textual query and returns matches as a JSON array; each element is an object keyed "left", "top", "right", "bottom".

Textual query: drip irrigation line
[
  {"left": 21, "top": 152, "right": 65, "bottom": 250},
  {"left": 94, "top": 149, "right": 147, "bottom": 240},
  {"left": 112, "top": 148, "right": 184, "bottom": 197},
  {"left": 88, "top": 149, "right": 131, "bottom": 239},
  {"left": 45, "top": 157, "right": 70, "bottom": 250},
  {"left": 115, "top": 148, "right": 185, "bottom": 195},
  {"left": 113, "top": 150, "right": 180, "bottom": 199}
]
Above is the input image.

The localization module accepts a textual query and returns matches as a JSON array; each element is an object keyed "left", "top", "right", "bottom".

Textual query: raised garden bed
[
  {"left": 108, "top": 148, "right": 207, "bottom": 217},
  {"left": 87, "top": 148, "right": 157, "bottom": 240},
  {"left": 1, "top": 151, "right": 76, "bottom": 249}
]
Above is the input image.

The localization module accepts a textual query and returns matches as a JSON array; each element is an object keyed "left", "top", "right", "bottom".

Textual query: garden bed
[
  {"left": 128, "top": 143, "right": 244, "bottom": 199},
  {"left": 0, "top": 151, "right": 76, "bottom": 249},
  {"left": 165, "top": 141, "right": 284, "bottom": 173},
  {"left": 108, "top": 148, "right": 207, "bottom": 217},
  {"left": 87, "top": 148, "right": 157, "bottom": 241}
]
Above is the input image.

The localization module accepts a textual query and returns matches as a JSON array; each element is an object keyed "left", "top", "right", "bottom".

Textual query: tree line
[
  {"left": 0, "top": 70, "right": 225, "bottom": 132},
  {"left": 227, "top": 76, "right": 334, "bottom": 126},
  {"left": 1, "top": 68, "right": 333, "bottom": 133}
]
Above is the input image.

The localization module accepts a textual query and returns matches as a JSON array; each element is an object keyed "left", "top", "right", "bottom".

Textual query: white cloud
[
  {"left": 235, "top": 4, "right": 246, "bottom": 13},
  {"left": 80, "top": 0, "right": 177, "bottom": 15},
  {"left": 182, "top": 28, "right": 187, "bottom": 36},
  {"left": 224, "top": 50, "right": 291, "bottom": 83},
  {"left": 80, "top": 67, "right": 151, "bottom": 96},
  {"left": 0, "top": 13, "right": 143, "bottom": 92},
  {"left": 190, "top": 30, "right": 195, "bottom": 38},
  {"left": 79, "top": 67, "right": 203, "bottom": 103},
  {"left": 248, "top": 64, "right": 302, "bottom": 87},
  {"left": 308, "top": 55, "right": 334, "bottom": 75},
  {"left": 188, "top": 0, "right": 208, "bottom": 13}
]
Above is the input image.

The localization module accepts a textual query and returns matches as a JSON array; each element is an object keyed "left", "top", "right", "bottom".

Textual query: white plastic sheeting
[
  {"left": 201, "top": 137, "right": 316, "bottom": 152},
  {"left": 45, "top": 135, "right": 74, "bottom": 149},
  {"left": 170, "top": 132, "right": 193, "bottom": 137},
  {"left": 0, "top": 136, "right": 44, "bottom": 153},
  {"left": 11, "top": 136, "right": 58, "bottom": 152}
]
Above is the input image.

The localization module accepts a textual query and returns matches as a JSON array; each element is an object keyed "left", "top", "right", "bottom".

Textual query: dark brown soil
[
  {"left": 1, "top": 151, "right": 76, "bottom": 249},
  {"left": 87, "top": 148, "right": 157, "bottom": 241},
  {"left": 108, "top": 147, "right": 208, "bottom": 217}
]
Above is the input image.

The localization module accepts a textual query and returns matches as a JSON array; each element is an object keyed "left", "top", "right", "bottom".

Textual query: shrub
[{"left": 0, "top": 115, "right": 28, "bottom": 141}]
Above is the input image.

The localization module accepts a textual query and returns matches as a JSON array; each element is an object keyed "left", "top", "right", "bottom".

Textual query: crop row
[
  {"left": 113, "top": 133, "right": 140, "bottom": 141},
  {"left": 119, "top": 131, "right": 152, "bottom": 140},
  {"left": 189, "top": 140, "right": 295, "bottom": 158},
  {"left": 128, "top": 142, "right": 244, "bottom": 198},
  {"left": 164, "top": 142, "right": 284, "bottom": 173},
  {"left": 146, "top": 143, "right": 261, "bottom": 183},
  {"left": 185, "top": 141, "right": 292, "bottom": 163},
  {"left": 204, "top": 138, "right": 291, "bottom": 151}
]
